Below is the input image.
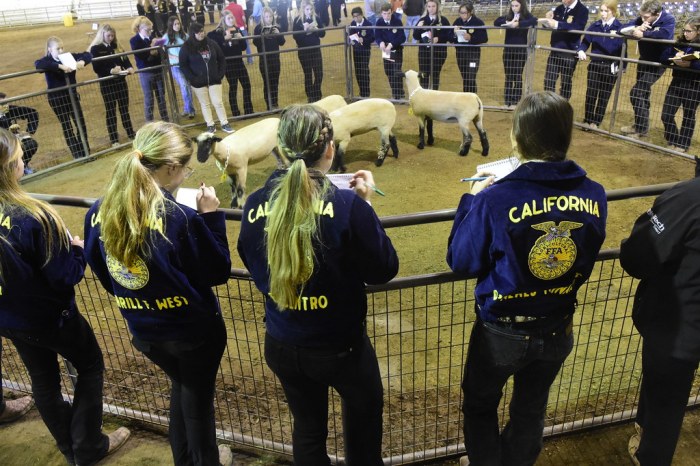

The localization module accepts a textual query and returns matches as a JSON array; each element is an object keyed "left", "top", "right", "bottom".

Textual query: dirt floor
[{"left": 1, "top": 6, "right": 699, "bottom": 466}]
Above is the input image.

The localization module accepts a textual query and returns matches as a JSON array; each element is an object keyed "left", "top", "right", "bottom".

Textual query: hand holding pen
[
  {"left": 350, "top": 170, "right": 385, "bottom": 202},
  {"left": 462, "top": 171, "right": 495, "bottom": 195}
]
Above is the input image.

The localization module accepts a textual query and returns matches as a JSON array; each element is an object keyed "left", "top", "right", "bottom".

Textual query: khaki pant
[{"left": 191, "top": 84, "right": 228, "bottom": 126}]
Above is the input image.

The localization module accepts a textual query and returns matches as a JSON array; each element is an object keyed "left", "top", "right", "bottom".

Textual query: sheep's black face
[{"left": 196, "top": 137, "right": 213, "bottom": 163}]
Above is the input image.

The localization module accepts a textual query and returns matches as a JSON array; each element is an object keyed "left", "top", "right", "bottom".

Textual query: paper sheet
[
  {"left": 175, "top": 187, "right": 199, "bottom": 209},
  {"left": 327, "top": 173, "right": 354, "bottom": 190},
  {"left": 58, "top": 53, "right": 77, "bottom": 71}
]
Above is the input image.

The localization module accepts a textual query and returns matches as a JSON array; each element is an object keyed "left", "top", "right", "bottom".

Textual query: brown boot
[{"left": 0, "top": 395, "right": 33, "bottom": 424}]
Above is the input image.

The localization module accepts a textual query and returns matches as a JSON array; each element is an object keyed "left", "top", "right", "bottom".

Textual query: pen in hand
[
  {"left": 460, "top": 176, "right": 489, "bottom": 182},
  {"left": 367, "top": 183, "right": 386, "bottom": 196}
]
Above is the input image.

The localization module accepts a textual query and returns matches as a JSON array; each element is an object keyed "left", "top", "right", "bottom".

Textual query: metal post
[
  {"left": 161, "top": 47, "right": 180, "bottom": 124},
  {"left": 523, "top": 26, "right": 538, "bottom": 99},
  {"left": 607, "top": 40, "right": 628, "bottom": 133},
  {"left": 66, "top": 75, "right": 91, "bottom": 159},
  {"left": 344, "top": 26, "right": 354, "bottom": 100}
]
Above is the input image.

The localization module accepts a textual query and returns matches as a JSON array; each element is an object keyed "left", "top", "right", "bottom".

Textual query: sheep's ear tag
[
  {"left": 220, "top": 172, "right": 228, "bottom": 183},
  {"left": 214, "top": 159, "right": 228, "bottom": 182},
  {"left": 408, "top": 106, "right": 414, "bottom": 116}
]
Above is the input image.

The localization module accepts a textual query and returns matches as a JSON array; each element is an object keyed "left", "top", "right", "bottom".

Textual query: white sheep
[
  {"left": 195, "top": 118, "right": 283, "bottom": 208},
  {"left": 311, "top": 95, "right": 348, "bottom": 114},
  {"left": 329, "top": 98, "right": 399, "bottom": 171},
  {"left": 401, "top": 69, "right": 489, "bottom": 157}
]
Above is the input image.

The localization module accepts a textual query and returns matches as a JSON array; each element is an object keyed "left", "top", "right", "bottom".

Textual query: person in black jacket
[
  {"left": 413, "top": 0, "right": 451, "bottom": 90},
  {"left": 452, "top": 1, "right": 488, "bottom": 93},
  {"left": 137, "top": 0, "right": 161, "bottom": 36},
  {"left": 0, "top": 128, "right": 131, "bottom": 465},
  {"left": 174, "top": 0, "right": 192, "bottom": 32},
  {"left": 620, "top": 176, "right": 700, "bottom": 466},
  {"left": 0, "top": 92, "right": 39, "bottom": 171},
  {"left": 89, "top": 24, "right": 137, "bottom": 146},
  {"left": 209, "top": 10, "right": 253, "bottom": 116},
  {"left": 180, "top": 21, "right": 233, "bottom": 133},
  {"left": 34, "top": 36, "right": 91, "bottom": 159},
  {"left": 375, "top": 3, "right": 405, "bottom": 99},
  {"left": 253, "top": 7, "right": 286, "bottom": 110},
  {"left": 349, "top": 7, "right": 374, "bottom": 97},
  {"left": 238, "top": 104, "right": 398, "bottom": 465},
  {"left": 293, "top": 0, "right": 326, "bottom": 103},
  {"left": 130, "top": 16, "right": 170, "bottom": 122}
]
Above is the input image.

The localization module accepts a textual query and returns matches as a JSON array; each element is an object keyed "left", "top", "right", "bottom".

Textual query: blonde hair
[
  {"left": 99, "top": 121, "right": 193, "bottom": 267},
  {"left": 265, "top": 105, "right": 333, "bottom": 309},
  {"left": 216, "top": 9, "right": 235, "bottom": 32},
  {"left": 601, "top": 0, "right": 618, "bottom": 18},
  {"left": 261, "top": 7, "right": 275, "bottom": 27},
  {"left": 424, "top": 0, "right": 443, "bottom": 20},
  {"left": 132, "top": 16, "right": 153, "bottom": 34},
  {"left": 0, "top": 128, "right": 70, "bottom": 279},
  {"left": 45, "top": 36, "right": 62, "bottom": 57},
  {"left": 89, "top": 24, "right": 123, "bottom": 53}
]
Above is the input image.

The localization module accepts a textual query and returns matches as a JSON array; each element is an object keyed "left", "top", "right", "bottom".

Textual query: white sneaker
[
  {"left": 459, "top": 455, "right": 470, "bottom": 466},
  {"left": 218, "top": 444, "right": 233, "bottom": 466},
  {"left": 0, "top": 395, "right": 33, "bottom": 423},
  {"left": 628, "top": 433, "right": 641, "bottom": 466}
]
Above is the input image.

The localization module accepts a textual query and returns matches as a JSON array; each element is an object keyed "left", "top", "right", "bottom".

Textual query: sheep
[
  {"left": 400, "top": 69, "right": 489, "bottom": 157},
  {"left": 311, "top": 95, "right": 348, "bottom": 114},
  {"left": 195, "top": 118, "right": 283, "bottom": 208},
  {"left": 328, "top": 98, "right": 399, "bottom": 172}
]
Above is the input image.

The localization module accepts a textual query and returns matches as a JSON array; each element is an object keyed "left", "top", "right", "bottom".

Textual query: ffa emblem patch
[
  {"left": 468, "top": 29, "right": 475, "bottom": 33},
  {"left": 567, "top": 16, "right": 573, "bottom": 23},
  {"left": 528, "top": 221, "right": 583, "bottom": 280},
  {"left": 392, "top": 28, "right": 397, "bottom": 33},
  {"left": 361, "top": 30, "right": 366, "bottom": 36},
  {"left": 107, "top": 254, "right": 150, "bottom": 290}
]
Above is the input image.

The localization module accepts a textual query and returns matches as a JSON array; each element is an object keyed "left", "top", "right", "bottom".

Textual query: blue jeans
[
  {"left": 138, "top": 71, "right": 169, "bottom": 122},
  {"left": 264, "top": 332, "right": 384, "bottom": 466},
  {"left": 462, "top": 317, "right": 573, "bottom": 466},
  {"left": 171, "top": 66, "right": 195, "bottom": 115},
  {"left": 241, "top": 29, "right": 254, "bottom": 64},
  {"left": 0, "top": 313, "right": 108, "bottom": 465},
  {"left": 405, "top": 15, "right": 420, "bottom": 42},
  {"left": 132, "top": 317, "right": 227, "bottom": 466}
]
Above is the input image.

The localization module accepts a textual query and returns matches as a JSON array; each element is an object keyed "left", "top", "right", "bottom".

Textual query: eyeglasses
[
  {"left": 183, "top": 165, "right": 194, "bottom": 179},
  {"left": 683, "top": 29, "right": 696, "bottom": 33}
]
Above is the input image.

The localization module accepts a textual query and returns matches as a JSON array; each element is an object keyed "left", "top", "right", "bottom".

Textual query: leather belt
[{"left": 496, "top": 315, "right": 541, "bottom": 323}]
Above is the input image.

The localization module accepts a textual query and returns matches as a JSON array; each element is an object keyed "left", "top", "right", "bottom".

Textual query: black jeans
[
  {"left": 0, "top": 313, "right": 107, "bottom": 465},
  {"left": 132, "top": 316, "right": 226, "bottom": 466},
  {"left": 661, "top": 77, "right": 700, "bottom": 150},
  {"left": 544, "top": 51, "right": 578, "bottom": 101},
  {"left": 630, "top": 64, "right": 665, "bottom": 134},
  {"left": 48, "top": 90, "right": 89, "bottom": 159},
  {"left": 584, "top": 61, "right": 618, "bottom": 126},
  {"left": 636, "top": 340, "right": 698, "bottom": 466},
  {"left": 99, "top": 79, "right": 135, "bottom": 144},
  {"left": 298, "top": 48, "right": 324, "bottom": 103},
  {"left": 264, "top": 332, "right": 384, "bottom": 466},
  {"left": 503, "top": 48, "right": 527, "bottom": 106},
  {"left": 418, "top": 46, "right": 447, "bottom": 90},
  {"left": 462, "top": 318, "right": 573, "bottom": 466},
  {"left": 352, "top": 48, "right": 371, "bottom": 98},
  {"left": 383, "top": 48, "right": 404, "bottom": 100},
  {"left": 456, "top": 47, "right": 481, "bottom": 94},
  {"left": 225, "top": 60, "right": 253, "bottom": 116},
  {"left": 259, "top": 53, "right": 282, "bottom": 109}
]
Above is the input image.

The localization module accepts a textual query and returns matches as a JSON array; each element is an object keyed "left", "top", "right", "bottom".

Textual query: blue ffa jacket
[
  {"left": 292, "top": 15, "right": 326, "bottom": 47},
  {"left": 253, "top": 24, "right": 287, "bottom": 52},
  {"left": 375, "top": 15, "right": 405, "bottom": 50},
  {"left": 550, "top": 1, "right": 589, "bottom": 50},
  {"left": 661, "top": 44, "right": 700, "bottom": 80},
  {"left": 90, "top": 43, "right": 134, "bottom": 79},
  {"left": 208, "top": 28, "right": 247, "bottom": 60},
  {"left": 35, "top": 52, "right": 93, "bottom": 90},
  {"left": 0, "top": 209, "right": 85, "bottom": 330},
  {"left": 578, "top": 19, "right": 624, "bottom": 60},
  {"left": 130, "top": 33, "right": 161, "bottom": 71},
  {"left": 413, "top": 15, "right": 452, "bottom": 44},
  {"left": 452, "top": 15, "right": 488, "bottom": 45},
  {"left": 349, "top": 18, "right": 375, "bottom": 50},
  {"left": 84, "top": 190, "right": 231, "bottom": 342},
  {"left": 625, "top": 9, "right": 675, "bottom": 62},
  {"left": 494, "top": 14, "right": 537, "bottom": 45},
  {"left": 620, "top": 177, "right": 700, "bottom": 361},
  {"left": 447, "top": 160, "right": 607, "bottom": 323},
  {"left": 237, "top": 171, "right": 399, "bottom": 349}
]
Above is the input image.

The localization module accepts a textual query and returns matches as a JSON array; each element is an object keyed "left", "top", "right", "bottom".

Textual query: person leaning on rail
[
  {"left": 0, "top": 92, "right": 39, "bottom": 174},
  {"left": 447, "top": 91, "right": 607, "bottom": 466}
]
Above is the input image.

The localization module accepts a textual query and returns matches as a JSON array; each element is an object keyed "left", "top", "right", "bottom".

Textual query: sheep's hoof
[
  {"left": 417, "top": 142, "right": 425, "bottom": 150},
  {"left": 427, "top": 138, "right": 434, "bottom": 146},
  {"left": 375, "top": 155, "right": 385, "bottom": 167},
  {"left": 393, "top": 150, "right": 399, "bottom": 159},
  {"left": 459, "top": 147, "right": 469, "bottom": 157},
  {"left": 481, "top": 150, "right": 490, "bottom": 157}
]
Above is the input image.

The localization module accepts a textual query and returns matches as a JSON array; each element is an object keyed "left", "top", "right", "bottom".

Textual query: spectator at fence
[
  {"left": 403, "top": 0, "right": 424, "bottom": 42},
  {"left": 83, "top": 121, "right": 232, "bottom": 466},
  {"left": 540, "top": 0, "right": 589, "bottom": 100},
  {"left": 225, "top": 0, "right": 255, "bottom": 63},
  {"left": 413, "top": 0, "right": 451, "bottom": 90},
  {"left": 173, "top": 0, "right": 192, "bottom": 33},
  {"left": 237, "top": 104, "right": 398, "bottom": 466},
  {"left": 620, "top": 0, "right": 674, "bottom": 138},
  {"left": 576, "top": 0, "right": 624, "bottom": 130},
  {"left": 331, "top": 0, "right": 343, "bottom": 26},
  {"left": 180, "top": 22, "right": 233, "bottom": 133},
  {"left": 447, "top": 91, "right": 607, "bottom": 466},
  {"left": 0, "top": 128, "right": 131, "bottom": 465},
  {"left": 452, "top": 1, "right": 488, "bottom": 94},
  {"left": 130, "top": 16, "right": 170, "bottom": 123},
  {"left": 619, "top": 174, "right": 700, "bottom": 466},
  {"left": 89, "top": 24, "right": 137, "bottom": 147},
  {"left": 376, "top": 2, "right": 405, "bottom": 99},
  {"left": 349, "top": 7, "right": 375, "bottom": 98},
  {"left": 164, "top": 16, "right": 196, "bottom": 119},
  {"left": 254, "top": 7, "right": 286, "bottom": 110},
  {"left": 156, "top": 0, "right": 173, "bottom": 36},
  {"left": 275, "top": 0, "right": 291, "bottom": 33},
  {"left": 494, "top": 0, "right": 537, "bottom": 108},
  {"left": 137, "top": 0, "right": 161, "bottom": 36},
  {"left": 0, "top": 341, "right": 33, "bottom": 424},
  {"left": 210, "top": 10, "right": 254, "bottom": 116},
  {"left": 293, "top": 0, "right": 326, "bottom": 103},
  {"left": 314, "top": 0, "right": 330, "bottom": 27},
  {"left": 35, "top": 36, "right": 91, "bottom": 159},
  {"left": 660, "top": 17, "right": 700, "bottom": 153},
  {"left": 0, "top": 92, "right": 39, "bottom": 173}
]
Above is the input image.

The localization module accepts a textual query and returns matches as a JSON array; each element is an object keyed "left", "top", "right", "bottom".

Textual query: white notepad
[
  {"left": 58, "top": 52, "right": 77, "bottom": 71},
  {"left": 476, "top": 157, "right": 521, "bottom": 180},
  {"left": 175, "top": 187, "right": 199, "bottom": 209},
  {"left": 326, "top": 173, "right": 353, "bottom": 190}
]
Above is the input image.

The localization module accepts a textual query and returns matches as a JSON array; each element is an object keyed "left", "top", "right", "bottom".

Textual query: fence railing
[{"left": 2, "top": 184, "right": 699, "bottom": 464}]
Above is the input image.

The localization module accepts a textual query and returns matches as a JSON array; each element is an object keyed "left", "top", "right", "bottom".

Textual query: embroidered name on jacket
[
  {"left": 646, "top": 208, "right": 665, "bottom": 234},
  {"left": 508, "top": 195, "right": 601, "bottom": 223}
]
